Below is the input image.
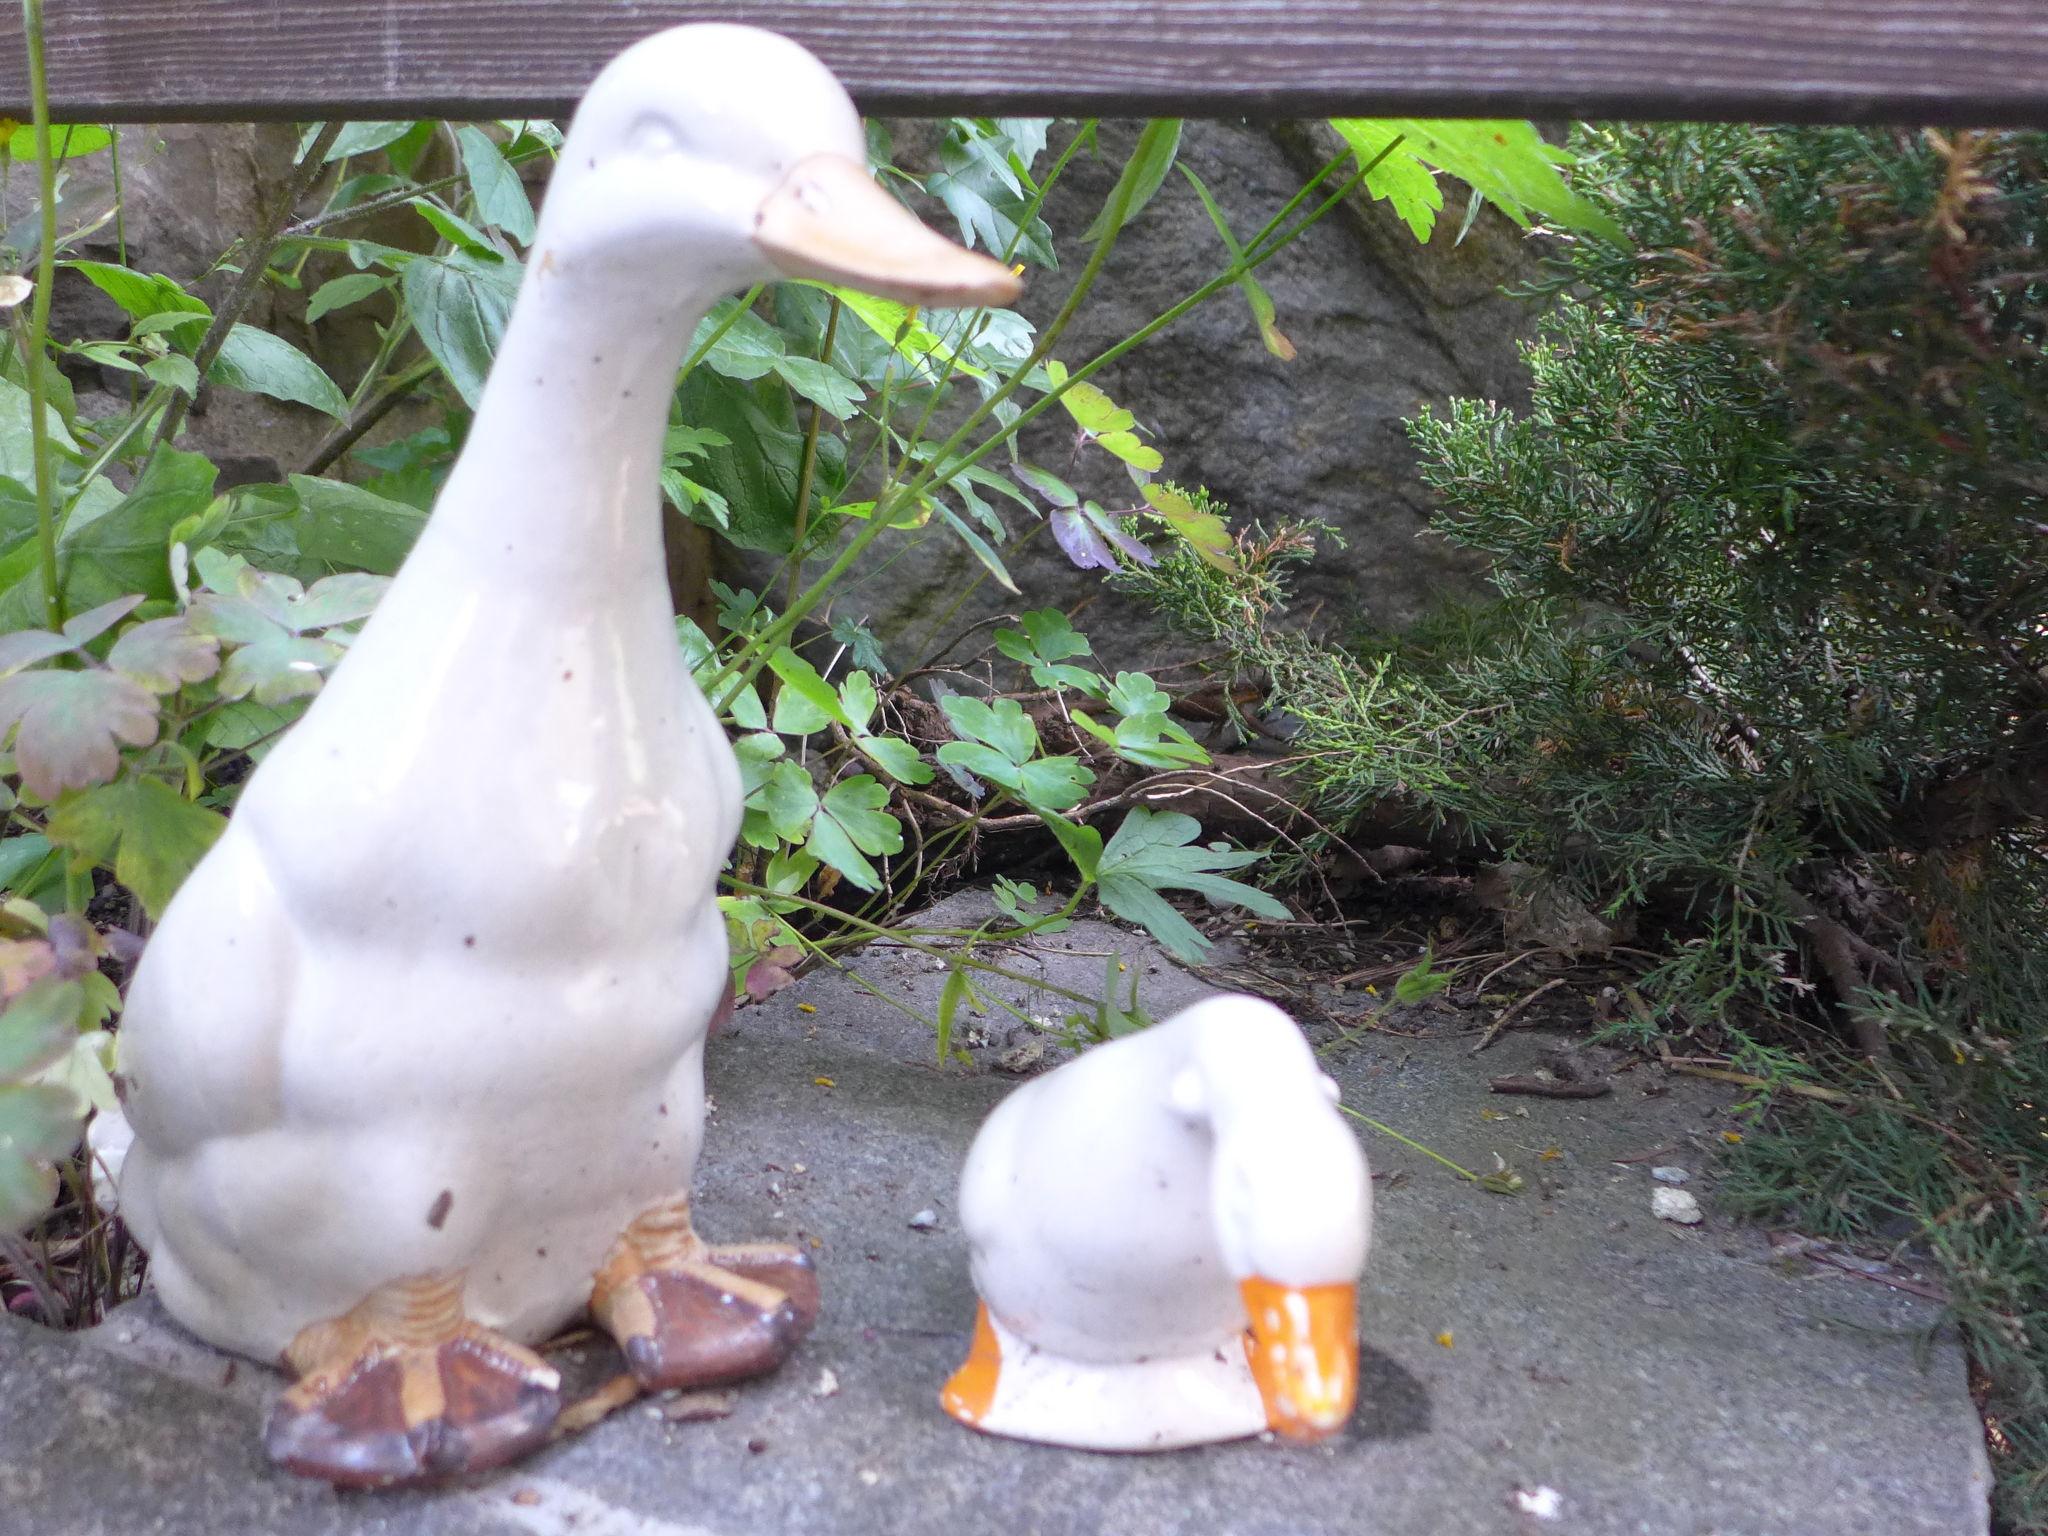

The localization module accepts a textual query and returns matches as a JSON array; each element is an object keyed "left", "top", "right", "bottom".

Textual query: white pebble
[
  {"left": 1652, "top": 1188, "right": 1704, "bottom": 1225},
  {"left": 858, "top": 1469, "right": 881, "bottom": 1487},
  {"left": 908, "top": 1208, "right": 938, "bottom": 1230},
  {"left": 1650, "top": 1165, "right": 1690, "bottom": 1185},
  {"left": 813, "top": 1367, "right": 840, "bottom": 1398},
  {"left": 1512, "top": 1485, "right": 1564, "bottom": 1519}
]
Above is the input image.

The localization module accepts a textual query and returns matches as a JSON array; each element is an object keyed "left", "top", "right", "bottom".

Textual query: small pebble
[
  {"left": 858, "top": 1469, "right": 881, "bottom": 1487},
  {"left": 908, "top": 1208, "right": 938, "bottom": 1231},
  {"left": 1652, "top": 1188, "right": 1704, "bottom": 1225},
  {"left": 1513, "top": 1485, "right": 1564, "bottom": 1519},
  {"left": 1650, "top": 1166, "right": 1691, "bottom": 1185},
  {"left": 813, "top": 1367, "right": 840, "bottom": 1398}
]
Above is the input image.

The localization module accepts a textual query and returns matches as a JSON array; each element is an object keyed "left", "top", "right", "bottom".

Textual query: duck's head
[
  {"left": 534, "top": 24, "right": 1021, "bottom": 309},
  {"left": 1172, "top": 997, "right": 1373, "bottom": 1442}
]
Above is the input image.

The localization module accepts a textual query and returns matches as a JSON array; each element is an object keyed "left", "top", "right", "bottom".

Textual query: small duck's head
[
  {"left": 536, "top": 24, "right": 1021, "bottom": 308},
  {"left": 1172, "top": 997, "right": 1372, "bottom": 1442}
]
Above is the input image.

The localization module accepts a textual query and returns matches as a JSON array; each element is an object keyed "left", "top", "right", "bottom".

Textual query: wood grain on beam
[{"left": 0, "top": 1, "right": 2043, "bottom": 125}]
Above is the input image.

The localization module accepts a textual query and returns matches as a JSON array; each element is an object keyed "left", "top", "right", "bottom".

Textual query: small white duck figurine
[
  {"left": 942, "top": 996, "right": 1371, "bottom": 1451},
  {"left": 97, "top": 24, "right": 1017, "bottom": 1487}
]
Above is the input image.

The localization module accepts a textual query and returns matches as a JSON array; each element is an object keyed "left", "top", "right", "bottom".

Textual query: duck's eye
[{"left": 628, "top": 115, "right": 684, "bottom": 158}]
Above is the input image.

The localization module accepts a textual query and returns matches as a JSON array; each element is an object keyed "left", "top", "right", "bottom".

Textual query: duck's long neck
[{"left": 424, "top": 255, "right": 725, "bottom": 588}]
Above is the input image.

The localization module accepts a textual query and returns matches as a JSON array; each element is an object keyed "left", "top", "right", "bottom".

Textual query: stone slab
[{"left": 2, "top": 901, "right": 1991, "bottom": 1536}]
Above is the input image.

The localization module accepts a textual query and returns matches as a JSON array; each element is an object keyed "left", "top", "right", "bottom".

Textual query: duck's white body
[
  {"left": 103, "top": 25, "right": 1015, "bottom": 1372},
  {"left": 948, "top": 997, "right": 1372, "bottom": 1451}
]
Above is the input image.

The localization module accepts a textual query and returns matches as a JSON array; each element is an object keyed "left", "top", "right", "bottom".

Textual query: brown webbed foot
[
  {"left": 263, "top": 1270, "right": 560, "bottom": 1488},
  {"left": 590, "top": 1196, "right": 818, "bottom": 1392}
]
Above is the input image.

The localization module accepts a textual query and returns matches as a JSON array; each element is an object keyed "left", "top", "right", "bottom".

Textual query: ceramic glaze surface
[
  {"left": 99, "top": 24, "right": 1015, "bottom": 1365},
  {"left": 950, "top": 996, "right": 1372, "bottom": 1450}
]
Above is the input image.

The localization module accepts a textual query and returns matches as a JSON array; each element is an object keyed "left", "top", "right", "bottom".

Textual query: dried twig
[{"left": 1470, "top": 976, "right": 1571, "bottom": 1054}]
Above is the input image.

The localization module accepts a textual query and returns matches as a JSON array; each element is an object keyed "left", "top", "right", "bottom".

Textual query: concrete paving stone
[{"left": 1, "top": 897, "right": 1992, "bottom": 1535}]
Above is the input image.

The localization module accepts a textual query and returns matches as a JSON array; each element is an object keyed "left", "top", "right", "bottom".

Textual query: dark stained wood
[{"left": 0, "top": 1, "right": 2043, "bottom": 125}]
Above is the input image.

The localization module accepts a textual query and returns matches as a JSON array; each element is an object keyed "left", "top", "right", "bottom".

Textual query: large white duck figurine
[
  {"left": 942, "top": 996, "right": 1372, "bottom": 1451},
  {"left": 96, "top": 24, "right": 1018, "bottom": 1488}
]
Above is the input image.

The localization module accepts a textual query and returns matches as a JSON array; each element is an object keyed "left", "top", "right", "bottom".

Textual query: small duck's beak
[
  {"left": 755, "top": 153, "right": 1023, "bottom": 308},
  {"left": 1240, "top": 1277, "right": 1360, "bottom": 1441}
]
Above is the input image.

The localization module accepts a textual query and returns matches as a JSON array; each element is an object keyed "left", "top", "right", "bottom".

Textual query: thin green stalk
[
  {"left": 783, "top": 295, "right": 841, "bottom": 614},
  {"left": 723, "top": 876, "right": 1102, "bottom": 1009},
  {"left": 18, "top": 0, "right": 61, "bottom": 631},
  {"left": 1338, "top": 1105, "right": 1481, "bottom": 1182}
]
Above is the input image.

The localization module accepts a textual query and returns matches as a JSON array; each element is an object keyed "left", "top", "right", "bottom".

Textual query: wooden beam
[{"left": 0, "top": 1, "right": 2044, "bottom": 126}]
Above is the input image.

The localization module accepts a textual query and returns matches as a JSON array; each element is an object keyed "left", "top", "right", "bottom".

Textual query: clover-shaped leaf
[
  {"left": 0, "top": 1080, "right": 83, "bottom": 1231},
  {"left": 108, "top": 615, "right": 221, "bottom": 693},
  {"left": 215, "top": 634, "right": 345, "bottom": 708},
  {"left": 995, "top": 609, "right": 1104, "bottom": 694},
  {"left": 45, "top": 775, "right": 224, "bottom": 919},
  {"left": 805, "top": 776, "right": 901, "bottom": 892},
  {"left": 939, "top": 695, "right": 1039, "bottom": 766},
  {"left": 858, "top": 735, "right": 934, "bottom": 786},
  {"left": 0, "top": 669, "right": 160, "bottom": 799},
  {"left": 1094, "top": 808, "right": 1288, "bottom": 962}
]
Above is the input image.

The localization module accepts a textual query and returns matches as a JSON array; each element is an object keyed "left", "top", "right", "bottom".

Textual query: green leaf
[
  {"left": 54, "top": 448, "right": 217, "bottom": 614},
  {"left": 456, "top": 125, "right": 537, "bottom": 244},
  {"left": 838, "top": 670, "right": 878, "bottom": 731},
  {"left": 141, "top": 353, "right": 200, "bottom": 395},
  {"left": 767, "top": 648, "right": 848, "bottom": 734},
  {"left": 1142, "top": 484, "right": 1236, "bottom": 571},
  {"left": 939, "top": 694, "right": 1038, "bottom": 765},
  {"left": 410, "top": 198, "right": 502, "bottom": 258},
  {"left": 402, "top": 250, "right": 521, "bottom": 409},
  {"left": 936, "top": 964, "right": 971, "bottom": 1062},
  {"left": 322, "top": 120, "right": 418, "bottom": 160},
  {"left": 1389, "top": 120, "right": 1624, "bottom": 244},
  {"left": 46, "top": 775, "right": 225, "bottom": 918},
  {"left": 1180, "top": 164, "right": 1295, "bottom": 360},
  {"left": 858, "top": 735, "right": 933, "bottom": 786},
  {"left": 1094, "top": 808, "right": 1287, "bottom": 961},
  {"left": 65, "top": 260, "right": 208, "bottom": 325},
  {"left": 306, "top": 272, "right": 390, "bottom": 325},
  {"left": 755, "top": 758, "right": 820, "bottom": 844},
  {"left": 0, "top": 978, "right": 83, "bottom": 1079},
  {"left": 805, "top": 776, "right": 901, "bottom": 892},
  {"left": 771, "top": 356, "right": 862, "bottom": 420},
  {"left": 935, "top": 504, "right": 1018, "bottom": 595},
  {"left": 0, "top": 1081, "right": 82, "bottom": 1232},
  {"left": 289, "top": 475, "right": 426, "bottom": 574},
  {"left": 216, "top": 633, "right": 346, "bottom": 706},
  {"left": 0, "top": 670, "right": 160, "bottom": 799},
  {"left": 1041, "top": 813, "right": 1103, "bottom": 881},
  {"left": 6, "top": 123, "right": 112, "bottom": 160},
  {"left": 1082, "top": 120, "right": 1183, "bottom": 242},
  {"left": 209, "top": 326, "right": 349, "bottom": 419},
  {"left": 1393, "top": 950, "right": 1456, "bottom": 1006},
  {"left": 107, "top": 616, "right": 220, "bottom": 693},
  {"left": 1329, "top": 122, "right": 1445, "bottom": 242},
  {"left": 1014, "top": 757, "right": 1094, "bottom": 811}
]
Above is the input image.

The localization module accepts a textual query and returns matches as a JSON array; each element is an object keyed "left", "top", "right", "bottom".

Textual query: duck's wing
[{"left": 116, "top": 822, "right": 296, "bottom": 1157}]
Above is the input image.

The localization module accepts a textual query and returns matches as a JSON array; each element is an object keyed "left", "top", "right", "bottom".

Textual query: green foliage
[{"left": 1137, "top": 123, "right": 2047, "bottom": 1525}]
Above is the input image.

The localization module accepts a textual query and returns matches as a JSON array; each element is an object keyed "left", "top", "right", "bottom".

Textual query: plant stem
[
  {"left": 18, "top": 0, "right": 62, "bottom": 631},
  {"left": 723, "top": 877, "right": 1103, "bottom": 1009},
  {"left": 784, "top": 295, "right": 841, "bottom": 615},
  {"left": 1338, "top": 1104, "right": 1485, "bottom": 1183},
  {"left": 153, "top": 120, "right": 345, "bottom": 450},
  {"left": 301, "top": 355, "right": 436, "bottom": 476}
]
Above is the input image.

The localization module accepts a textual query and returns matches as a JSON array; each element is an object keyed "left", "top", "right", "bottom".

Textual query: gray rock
[
  {"left": 1, "top": 896, "right": 1990, "bottom": 1535},
  {"left": 830, "top": 119, "right": 1544, "bottom": 673}
]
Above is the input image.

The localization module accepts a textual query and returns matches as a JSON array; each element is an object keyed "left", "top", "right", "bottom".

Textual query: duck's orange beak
[
  {"left": 754, "top": 153, "right": 1022, "bottom": 309},
  {"left": 1240, "top": 1277, "right": 1359, "bottom": 1441}
]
